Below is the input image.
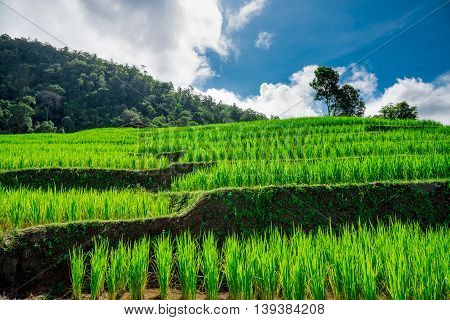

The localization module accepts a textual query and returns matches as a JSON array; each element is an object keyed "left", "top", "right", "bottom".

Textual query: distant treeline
[{"left": 0, "top": 34, "right": 266, "bottom": 133}]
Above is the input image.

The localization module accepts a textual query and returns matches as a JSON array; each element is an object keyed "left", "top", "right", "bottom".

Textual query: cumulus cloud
[
  {"left": 206, "top": 65, "right": 323, "bottom": 118},
  {"left": 206, "top": 64, "right": 450, "bottom": 124},
  {"left": 366, "top": 73, "right": 450, "bottom": 124},
  {"left": 255, "top": 31, "right": 273, "bottom": 49},
  {"left": 226, "top": 0, "right": 267, "bottom": 32},
  {"left": 0, "top": 0, "right": 231, "bottom": 86},
  {"left": 341, "top": 64, "right": 378, "bottom": 100}
]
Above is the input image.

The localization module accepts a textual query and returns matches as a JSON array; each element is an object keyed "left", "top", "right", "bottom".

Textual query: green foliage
[
  {"left": 106, "top": 246, "right": 122, "bottom": 300},
  {"left": 176, "top": 232, "right": 200, "bottom": 299},
  {"left": 0, "top": 35, "right": 266, "bottom": 133},
  {"left": 310, "top": 66, "right": 365, "bottom": 116},
  {"left": 4, "top": 97, "right": 35, "bottom": 133},
  {"left": 310, "top": 66, "right": 340, "bottom": 116},
  {"left": 33, "top": 120, "right": 57, "bottom": 133},
  {"left": 89, "top": 239, "right": 109, "bottom": 300},
  {"left": 379, "top": 101, "right": 418, "bottom": 120},
  {"left": 127, "top": 237, "right": 150, "bottom": 300},
  {"left": 0, "top": 188, "right": 175, "bottom": 230},
  {"left": 335, "top": 84, "right": 365, "bottom": 117},
  {"left": 70, "top": 223, "right": 449, "bottom": 300},
  {"left": 69, "top": 247, "right": 85, "bottom": 300},
  {"left": 223, "top": 235, "right": 241, "bottom": 299},
  {"left": 202, "top": 232, "right": 220, "bottom": 300},
  {"left": 154, "top": 234, "right": 173, "bottom": 300}
]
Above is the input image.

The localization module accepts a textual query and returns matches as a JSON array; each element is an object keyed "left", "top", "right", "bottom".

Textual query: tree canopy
[
  {"left": 378, "top": 101, "right": 418, "bottom": 120},
  {"left": 0, "top": 34, "right": 266, "bottom": 133},
  {"left": 310, "top": 66, "right": 365, "bottom": 117}
]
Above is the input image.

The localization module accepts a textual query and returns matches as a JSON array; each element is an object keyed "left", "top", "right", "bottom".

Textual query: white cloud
[
  {"left": 206, "top": 65, "right": 323, "bottom": 118},
  {"left": 255, "top": 31, "right": 273, "bottom": 49},
  {"left": 366, "top": 73, "right": 450, "bottom": 124},
  {"left": 0, "top": 0, "right": 231, "bottom": 86},
  {"left": 226, "top": 0, "right": 267, "bottom": 32},
  {"left": 206, "top": 65, "right": 450, "bottom": 124},
  {"left": 341, "top": 64, "right": 378, "bottom": 100}
]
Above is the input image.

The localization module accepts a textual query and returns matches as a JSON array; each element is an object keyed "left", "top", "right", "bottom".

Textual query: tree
[
  {"left": 379, "top": 101, "right": 418, "bottom": 120},
  {"left": 62, "top": 116, "right": 75, "bottom": 132},
  {"left": 34, "top": 120, "right": 57, "bottom": 133},
  {"left": 119, "top": 108, "right": 143, "bottom": 126},
  {"left": 0, "top": 100, "right": 11, "bottom": 130},
  {"left": 239, "top": 108, "right": 267, "bottom": 122},
  {"left": 335, "top": 84, "right": 365, "bottom": 117},
  {"left": 37, "top": 89, "right": 62, "bottom": 121},
  {"left": 310, "top": 66, "right": 365, "bottom": 117},
  {"left": 0, "top": 35, "right": 267, "bottom": 133},
  {"left": 310, "top": 66, "right": 340, "bottom": 116},
  {"left": 7, "top": 97, "right": 35, "bottom": 133}
]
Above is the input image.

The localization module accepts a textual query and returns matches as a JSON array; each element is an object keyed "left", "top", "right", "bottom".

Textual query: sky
[{"left": 0, "top": 0, "right": 449, "bottom": 123}]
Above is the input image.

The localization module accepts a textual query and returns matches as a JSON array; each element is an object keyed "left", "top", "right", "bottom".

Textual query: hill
[{"left": 0, "top": 34, "right": 266, "bottom": 133}]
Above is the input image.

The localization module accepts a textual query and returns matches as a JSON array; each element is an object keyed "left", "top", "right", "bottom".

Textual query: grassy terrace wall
[
  {"left": 0, "top": 180, "right": 448, "bottom": 298},
  {"left": 0, "top": 163, "right": 211, "bottom": 190}
]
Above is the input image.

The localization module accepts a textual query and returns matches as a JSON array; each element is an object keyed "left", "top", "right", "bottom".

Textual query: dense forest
[{"left": 0, "top": 34, "right": 266, "bottom": 133}]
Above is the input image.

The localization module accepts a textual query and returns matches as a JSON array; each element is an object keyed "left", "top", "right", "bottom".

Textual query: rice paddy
[
  {"left": 0, "top": 188, "right": 175, "bottom": 230},
  {"left": 68, "top": 222, "right": 449, "bottom": 300},
  {"left": 0, "top": 117, "right": 447, "bottom": 173},
  {"left": 1, "top": 117, "right": 449, "bottom": 301},
  {"left": 0, "top": 117, "right": 448, "bottom": 231}
]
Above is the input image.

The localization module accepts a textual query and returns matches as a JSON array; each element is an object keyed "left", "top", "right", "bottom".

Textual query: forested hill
[{"left": 0, "top": 34, "right": 266, "bottom": 133}]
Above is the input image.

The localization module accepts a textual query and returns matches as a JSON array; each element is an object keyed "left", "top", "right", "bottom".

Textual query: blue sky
[
  {"left": 1, "top": 0, "right": 449, "bottom": 122},
  {"left": 204, "top": 0, "right": 450, "bottom": 96}
]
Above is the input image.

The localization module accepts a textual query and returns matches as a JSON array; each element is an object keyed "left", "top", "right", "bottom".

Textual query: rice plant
[
  {"left": 239, "top": 243, "right": 254, "bottom": 300},
  {"left": 154, "top": 234, "right": 173, "bottom": 300},
  {"left": 176, "top": 232, "right": 200, "bottom": 299},
  {"left": 106, "top": 247, "right": 121, "bottom": 300},
  {"left": 69, "top": 247, "right": 85, "bottom": 300},
  {"left": 223, "top": 235, "right": 241, "bottom": 299},
  {"left": 202, "top": 232, "right": 220, "bottom": 300},
  {"left": 69, "top": 221, "right": 448, "bottom": 300},
  {"left": 115, "top": 240, "right": 131, "bottom": 292},
  {"left": 291, "top": 231, "right": 308, "bottom": 300},
  {"left": 127, "top": 237, "right": 151, "bottom": 300},
  {"left": 89, "top": 239, "right": 109, "bottom": 300},
  {"left": 260, "top": 241, "right": 278, "bottom": 300},
  {"left": 0, "top": 188, "right": 175, "bottom": 231},
  {"left": 279, "top": 235, "right": 298, "bottom": 300},
  {"left": 1, "top": 117, "right": 448, "bottom": 233}
]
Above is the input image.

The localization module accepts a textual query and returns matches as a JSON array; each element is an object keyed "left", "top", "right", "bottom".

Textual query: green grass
[
  {"left": 0, "top": 117, "right": 448, "bottom": 231},
  {"left": 70, "top": 222, "right": 449, "bottom": 300},
  {"left": 89, "top": 239, "right": 108, "bottom": 300},
  {"left": 115, "top": 240, "right": 131, "bottom": 292},
  {"left": 69, "top": 247, "right": 85, "bottom": 300},
  {"left": 127, "top": 237, "right": 150, "bottom": 300},
  {"left": 154, "top": 234, "right": 173, "bottom": 300},
  {"left": 202, "top": 232, "right": 220, "bottom": 300},
  {"left": 0, "top": 188, "right": 174, "bottom": 230},
  {"left": 171, "top": 154, "right": 447, "bottom": 191},
  {"left": 176, "top": 232, "right": 200, "bottom": 299},
  {"left": 106, "top": 246, "right": 122, "bottom": 300},
  {"left": 223, "top": 235, "right": 241, "bottom": 299}
]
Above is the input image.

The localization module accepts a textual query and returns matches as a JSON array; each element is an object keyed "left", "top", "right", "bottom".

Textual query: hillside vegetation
[{"left": 0, "top": 35, "right": 265, "bottom": 133}]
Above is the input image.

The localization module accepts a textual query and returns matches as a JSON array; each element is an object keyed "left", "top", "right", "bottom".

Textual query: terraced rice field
[
  {"left": 0, "top": 117, "right": 448, "bottom": 230},
  {"left": 0, "top": 117, "right": 448, "bottom": 300}
]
